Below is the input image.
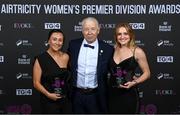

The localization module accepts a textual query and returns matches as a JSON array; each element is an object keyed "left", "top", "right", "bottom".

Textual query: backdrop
[{"left": 0, "top": 0, "right": 179, "bottom": 114}]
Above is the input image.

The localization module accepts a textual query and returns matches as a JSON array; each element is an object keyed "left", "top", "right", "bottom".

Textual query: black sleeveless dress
[
  {"left": 108, "top": 48, "right": 140, "bottom": 114},
  {"left": 35, "top": 52, "right": 70, "bottom": 113}
]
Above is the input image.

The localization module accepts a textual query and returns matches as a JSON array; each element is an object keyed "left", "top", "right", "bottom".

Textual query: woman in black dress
[
  {"left": 108, "top": 23, "right": 150, "bottom": 113},
  {"left": 33, "top": 29, "right": 70, "bottom": 113}
]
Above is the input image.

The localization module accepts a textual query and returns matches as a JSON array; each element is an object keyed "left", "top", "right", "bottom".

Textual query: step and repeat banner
[{"left": 0, "top": 0, "right": 179, "bottom": 114}]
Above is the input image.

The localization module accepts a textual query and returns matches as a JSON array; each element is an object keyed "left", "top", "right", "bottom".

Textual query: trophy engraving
[
  {"left": 52, "top": 77, "right": 65, "bottom": 96},
  {"left": 113, "top": 68, "right": 127, "bottom": 86}
]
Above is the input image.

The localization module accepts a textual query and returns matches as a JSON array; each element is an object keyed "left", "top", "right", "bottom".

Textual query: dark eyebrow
[{"left": 117, "top": 32, "right": 128, "bottom": 34}]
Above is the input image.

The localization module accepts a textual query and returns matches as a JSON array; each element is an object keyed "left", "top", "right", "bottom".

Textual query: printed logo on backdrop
[
  {"left": 157, "top": 39, "right": 174, "bottom": 47},
  {"left": 74, "top": 22, "right": 82, "bottom": 32},
  {"left": 74, "top": 22, "right": 115, "bottom": 32},
  {"left": 103, "top": 40, "right": 114, "bottom": 46},
  {"left": 16, "top": 89, "right": 32, "bottom": 96},
  {"left": 156, "top": 73, "right": 174, "bottom": 80},
  {"left": 140, "top": 104, "right": 157, "bottom": 114},
  {"left": 0, "top": 56, "right": 4, "bottom": 63},
  {"left": 13, "top": 23, "right": 34, "bottom": 29},
  {"left": 157, "top": 56, "right": 173, "bottom": 63},
  {"left": 17, "top": 54, "right": 30, "bottom": 64},
  {"left": 44, "top": 23, "right": 61, "bottom": 29},
  {"left": 135, "top": 40, "right": 145, "bottom": 46},
  {"left": 44, "top": 41, "right": 49, "bottom": 46},
  {"left": 155, "top": 89, "right": 176, "bottom": 96},
  {"left": 6, "top": 104, "right": 32, "bottom": 114},
  {"left": 129, "top": 23, "right": 145, "bottom": 30},
  {"left": 159, "top": 21, "right": 172, "bottom": 32},
  {"left": 100, "top": 23, "right": 115, "bottom": 29},
  {"left": 16, "top": 73, "right": 32, "bottom": 79},
  {"left": 16, "top": 39, "right": 32, "bottom": 47}
]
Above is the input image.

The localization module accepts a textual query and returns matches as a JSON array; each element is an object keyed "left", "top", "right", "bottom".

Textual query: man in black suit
[{"left": 68, "top": 17, "right": 113, "bottom": 113}]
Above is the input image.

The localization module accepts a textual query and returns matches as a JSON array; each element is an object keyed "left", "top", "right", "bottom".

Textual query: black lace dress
[
  {"left": 108, "top": 54, "right": 140, "bottom": 114},
  {"left": 35, "top": 52, "right": 70, "bottom": 113}
]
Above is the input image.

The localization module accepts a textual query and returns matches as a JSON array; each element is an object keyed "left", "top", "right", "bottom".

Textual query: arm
[
  {"left": 33, "top": 59, "right": 61, "bottom": 101},
  {"left": 133, "top": 47, "right": 150, "bottom": 84}
]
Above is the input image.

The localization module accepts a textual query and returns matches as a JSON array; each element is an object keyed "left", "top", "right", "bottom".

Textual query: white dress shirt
[{"left": 77, "top": 39, "right": 99, "bottom": 89}]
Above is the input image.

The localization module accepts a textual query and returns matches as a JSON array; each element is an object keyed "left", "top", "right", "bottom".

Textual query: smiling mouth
[{"left": 119, "top": 39, "right": 127, "bottom": 41}]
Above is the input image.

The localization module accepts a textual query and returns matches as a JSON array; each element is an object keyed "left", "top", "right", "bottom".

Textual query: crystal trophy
[
  {"left": 114, "top": 67, "right": 127, "bottom": 86},
  {"left": 52, "top": 77, "right": 65, "bottom": 96}
]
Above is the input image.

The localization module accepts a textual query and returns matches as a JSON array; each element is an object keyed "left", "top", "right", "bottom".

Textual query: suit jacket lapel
[
  {"left": 74, "top": 39, "right": 83, "bottom": 68},
  {"left": 97, "top": 40, "right": 103, "bottom": 77}
]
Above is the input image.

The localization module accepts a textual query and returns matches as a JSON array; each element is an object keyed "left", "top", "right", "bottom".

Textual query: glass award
[
  {"left": 116, "top": 76, "right": 126, "bottom": 86},
  {"left": 52, "top": 77, "right": 65, "bottom": 96},
  {"left": 113, "top": 67, "right": 127, "bottom": 86}
]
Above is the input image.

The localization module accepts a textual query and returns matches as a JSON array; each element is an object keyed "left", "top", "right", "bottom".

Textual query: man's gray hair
[{"left": 81, "top": 17, "right": 100, "bottom": 29}]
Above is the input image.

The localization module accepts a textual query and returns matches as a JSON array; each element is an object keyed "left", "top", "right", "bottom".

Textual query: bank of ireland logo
[
  {"left": 17, "top": 54, "right": 31, "bottom": 64},
  {"left": 159, "top": 21, "right": 171, "bottom": 32},
  {"left": 74, "top": 22, "right": 82, "bottom": 32}
]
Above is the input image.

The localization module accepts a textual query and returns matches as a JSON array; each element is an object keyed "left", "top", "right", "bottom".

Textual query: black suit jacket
[{"left": 67, "top": 38, "right": 114, "bottom": 113}]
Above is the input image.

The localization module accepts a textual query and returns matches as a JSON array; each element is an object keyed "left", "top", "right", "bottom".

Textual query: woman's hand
[
  {"left": 47, "top": 93, "right": 63, "bottom": 101},
  {"left": 119, "top": 80, "right": 137, "bottom": 89}
]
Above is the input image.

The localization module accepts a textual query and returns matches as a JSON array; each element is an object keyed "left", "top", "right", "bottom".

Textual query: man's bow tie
[{"left": 84, "top": 44, "right": 94, "bottom": 49}]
